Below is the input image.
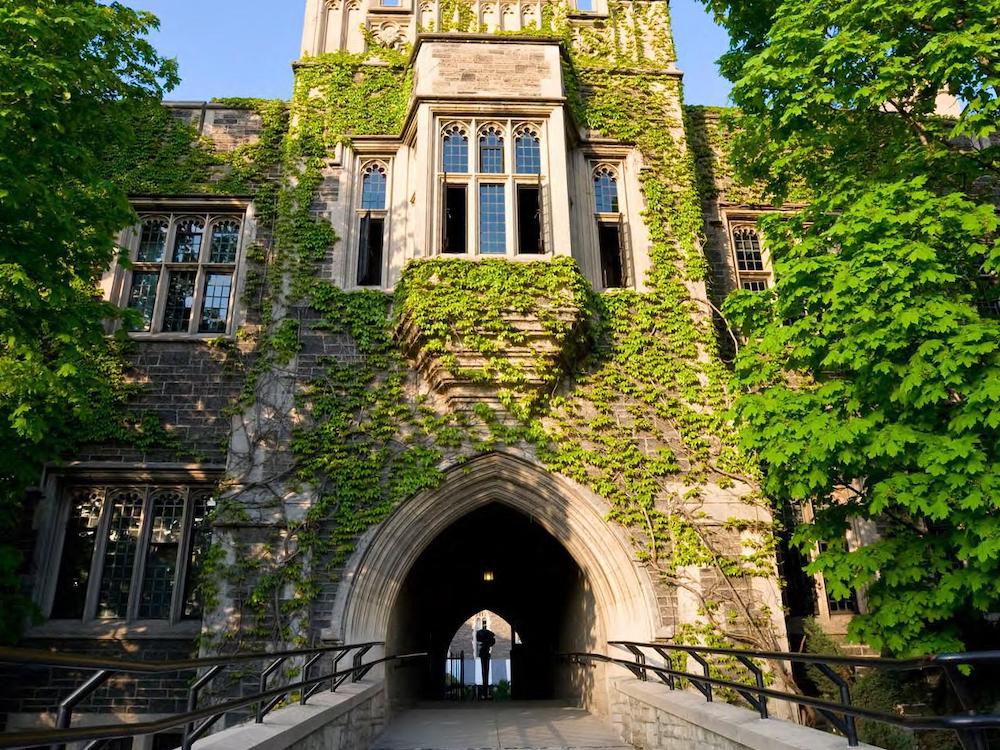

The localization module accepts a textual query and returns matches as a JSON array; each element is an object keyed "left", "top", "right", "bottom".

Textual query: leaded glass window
[
  {"left": 741, "top": 279, "right": 768, "bottom": 292},
  {"left": 593, "top": 166, "right": 619, "bottom": 214},
  {"left": 733, "top": 226, "right": 765, "bottom": 271},
  {"left": 127, "top": 271, "right": 159, "bottom": 332},
  {"left": 97, "top": 490, "right": 145, "bottom": 618},
  {"left": 514, "top": 127, "right": 541, "bottom": 174},
  {"left": 479, "top": 126, "right": 504, "bottom": 174},
  {"left": 51, "top": 483, "right": 214, "bottom": 623},
  {"left": 172, "top": 218, "right": 205, "bottom": 263},
  {"left": 138, "top": 218, "right": 168, "bottom": 262},
  {"left": 209, "top": 220, "right": 240, "bottom": 263},
  {"left": 361, "top": 163, "right": 388, "bottom": 210},
  {"left": 479, "top": 184, "right": 506, "bottom": 254},
  {"left": 443, "top": 125, "right": 469, "bottom": 173},
  {"left": 123, "top": 212, "right": 243, "bottom": 335}
]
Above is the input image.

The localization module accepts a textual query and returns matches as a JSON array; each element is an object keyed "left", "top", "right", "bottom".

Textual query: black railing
[
  {"left": 564, "top": 641, "right": 1000, "bottom": 750},
  {"left": 0, "top": 642, "right": 426, "bottom": 750}
]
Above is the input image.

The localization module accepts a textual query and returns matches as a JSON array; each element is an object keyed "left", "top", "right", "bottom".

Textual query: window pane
[
  {"left": 479, "top": 129, "right": 504, "bottom": 174},
  {"left": 138, "top": 490, "right": 187, "bottom": 620},
  {"left": 172, "top": 219, "right": 205, "bottom": 263},
  {"left": 594, "top": 170, "right": 619, "bottom": 213},
  {"left": 514, "top": 133, "right": 541, "bottom": 174},
  {"left": 734, "top": 228, "right": 764, "bottom": 271},
  {"left": 199, "top": 273, "right": 233, "bottom": 334},
  {"left": 51, "top": 488, "right": 105, "bottom": 619},
  {"left": 741, "top": 279, "right": 768, "bottom": 292},
  {"left": 479, "top": 184, "right": 506, "bottom": 254},
  {"left": 517, "top": 186, "right": 543, "bottom": 254},
  {"left": 357, "top": 216, "right": 385, "bottom": 286},
  {"left": 97, "top": 489, "right": 145, "bottom": 618},
  {"left": 576, "top": 0, "right": 594, "bottom": 10},
  {"left": 127, "top": 271, "right": 159, "bottom": 332},
  {"left": 443, "top": 128, "right": 469, "bottom": 172},
  {"left": 183, "top": 491, "right": 213, "bottom": 619},
  {"left": 361, "top": 166, "right": 387, "bottom": 210},
  {"left": 138, "top": 219, "right": 168, "bottom": 262},
  {"left": 443, "top": 185, "right": 467, "bottom": 254},
  {"left": 162, "top": 271, "right": 196, "bottom": 333},
  {"left": 598, "top": 222, "right": 624, "bottom": 288},
  {"left": 209, "top": 220, "right": 240, "bottom": 263}
]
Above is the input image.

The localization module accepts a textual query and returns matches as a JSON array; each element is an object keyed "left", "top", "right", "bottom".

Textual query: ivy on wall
[{"left": 104, "top": 3, "right": 786, "bottom": 672}]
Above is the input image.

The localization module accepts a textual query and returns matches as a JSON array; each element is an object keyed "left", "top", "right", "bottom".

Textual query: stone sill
[{"left": 614, "top": 678, "right": 882, "bottom": 750}]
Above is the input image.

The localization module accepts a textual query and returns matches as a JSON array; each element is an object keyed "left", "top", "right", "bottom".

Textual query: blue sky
[{"left": 125, "top": 0, "right": 732, "bottom": 106}]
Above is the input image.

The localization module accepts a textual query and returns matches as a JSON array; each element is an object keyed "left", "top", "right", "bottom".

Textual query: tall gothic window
[
  {"left": 514, "top": 127, "right": 541, "bottom": 175},
  {"left": 51, "top": 483, "right": 214, "bottom": 623},
  {"left": 731, "top": 223, "right": 771, "bottom": 291},
  {"left": 439, "top": 119, "right": 546, "bottom": 256},
  {"left": 357, "top": 162, "right": 388, "bottom": 287},
  {"left": 124, "top": 214, "right": 243, "bottom": 335},
  {"left": 593, "top": 164, "right": 626, "bottom": 288},
  {"left": 479, "top": 125, "right": 505, "bottom": 174},
  {"left": 442, "top": 124, "right": 469, "bottom": 173}
]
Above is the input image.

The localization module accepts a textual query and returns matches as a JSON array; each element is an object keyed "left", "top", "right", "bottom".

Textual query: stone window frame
[
  {"left": 567, "top": 0, "right": 610, "bottom": 18},
  {"left": 33, "top": 472, "right": 221, "bottom": 632},
  {"left": 723, "top": 213, "right": 773, "bottom": 292},
  {"left": 353, "top": 159, "right": 393, "bottom": 288},
  {"left": 589, "top": 160, "right": 633, "bottom": 290},
  {"left": 436, "top": 117, "right": 549, "bottom": 258},
  {"left": 116, "top": 202, "right": 252, "bottom": 338}
]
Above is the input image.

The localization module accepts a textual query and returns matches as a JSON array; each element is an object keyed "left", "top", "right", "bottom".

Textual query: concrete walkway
[{"left": 372, "top": 703, "right": 631, "bottom": 750}]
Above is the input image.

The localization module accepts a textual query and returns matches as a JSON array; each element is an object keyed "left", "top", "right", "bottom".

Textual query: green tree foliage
[
  {"left": 702, "top": 0, "right": 1000, "bottom": 655},
  {"left": 0, "top": 1, "right": 177, "bottom": 641}
]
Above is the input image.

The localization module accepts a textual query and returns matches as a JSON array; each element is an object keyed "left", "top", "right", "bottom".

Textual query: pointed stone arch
[{"left": 324, "top": 451, "right": 664, "bottom": 646}]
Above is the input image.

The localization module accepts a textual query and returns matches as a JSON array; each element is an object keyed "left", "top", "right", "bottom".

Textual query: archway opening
[
  {"left": 444, "top": 610, "right": 518, "bottom": 700},
  {"left": 386, "top": 502, "right": 598, "bottom": 703}
]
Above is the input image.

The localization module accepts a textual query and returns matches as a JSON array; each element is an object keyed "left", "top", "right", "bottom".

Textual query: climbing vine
[{"left": 107, "top": 4, "right": 787, "bottom": 678}]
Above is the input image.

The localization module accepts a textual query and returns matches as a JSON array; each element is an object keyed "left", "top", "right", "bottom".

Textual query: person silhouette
[{"left": 475, "top": 618, "right": 496, "bottom": 699}]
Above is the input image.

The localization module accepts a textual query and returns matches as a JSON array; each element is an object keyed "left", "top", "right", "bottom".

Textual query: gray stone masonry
[{"left": 610, "top": 677, "right": 884, "bottom": 750}]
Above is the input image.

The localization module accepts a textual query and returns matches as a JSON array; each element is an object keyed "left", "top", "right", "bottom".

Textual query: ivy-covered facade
[{"left": 2, "top": 0, "right": 859, "bottom": 738}]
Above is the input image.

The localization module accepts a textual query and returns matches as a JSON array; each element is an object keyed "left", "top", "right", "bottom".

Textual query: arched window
[
  {"left": 593, "top": 166, "right": 619, "bottom": 214},
  {"left": 138, "top": 217, "right": 168, "bottom": 262},
  {"left": 443, "top": 124, "right": 469, "bottom": 173},
  {"left": 361, "top": 162, "right": 388, "bottom": 210},
  {"left": 478, "top": 125, "right": 505, "bottom": 174},
  {"left": 172, "top": 218, "right": 205, "bottom": 263},
  {"left": 209, "top": 220, "right": 241, "bottom": 264},
  {"left": 514, "top": 126, "right": 541, "bottom": 174},
  {"left": 733, "top": 226, "right": 764, "bottom": 272}
]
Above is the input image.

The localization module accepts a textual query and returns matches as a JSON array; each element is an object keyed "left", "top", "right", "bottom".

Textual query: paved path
[{"left": 372, "top": 703, "right": 631, "bottom": 750}]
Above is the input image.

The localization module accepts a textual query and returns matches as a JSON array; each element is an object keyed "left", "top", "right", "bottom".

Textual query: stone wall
[
  {"left": 610, "top": 677, "right": 883, "bottom": 750},
  {"left": 191, "top": 680, "right": 386, "bottom": 750}
]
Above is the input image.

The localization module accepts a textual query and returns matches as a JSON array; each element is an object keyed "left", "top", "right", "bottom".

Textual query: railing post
[
  {"left": 651, "top": 647, "right": 676, "bottom": 690},
  {"left": 816, "top": 664, "right": 858, "bottom": 747},
  {"left": 688, "top": 652, "right": 714, "bottom": 703},
  {"left": 735, "top": 655, "right": 769, "bottom": 720},
  {"left": 300, "top": 653, "right": 324, "bottom": 705},
  {"left": 53, "top": 670, "right": 113, "bottom": 750},
  {"left": 256, "top": 657, "right": 287, "bottom": 723},
  {"left": 182, "top": 664, "right": 224, "bottom": 750},
  {"left": 620, "top": 644, "right": 647, "bottom": 681},
  {"left": 941, "top": 663, "right": 989, "bottom": 750}
]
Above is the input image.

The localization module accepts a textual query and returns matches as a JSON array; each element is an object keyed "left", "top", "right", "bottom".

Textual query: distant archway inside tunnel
[
  {"left": 325, "top": 452, "right": 663, "bottom": 710},
  {"left": 445, "top": 610, "right": 519, "bottom": 700},
  {"left": 390, "top": 503, "right": 588, "bottom": 701}
]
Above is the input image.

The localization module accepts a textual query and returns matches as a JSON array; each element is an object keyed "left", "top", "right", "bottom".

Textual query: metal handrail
[
  {"left": 0, "top": 642, "right": 426, "bottom": 750},
  {"left": 566, "top": 642, "right": 1000, "bottom": 750}
]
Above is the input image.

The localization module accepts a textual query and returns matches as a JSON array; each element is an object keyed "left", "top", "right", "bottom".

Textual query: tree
[
  {"left": 0, "top": 1, "right": 178, "bottom": 642},
  {"left": 702, "top": 0, "right": 1000, "bottom": 655}
]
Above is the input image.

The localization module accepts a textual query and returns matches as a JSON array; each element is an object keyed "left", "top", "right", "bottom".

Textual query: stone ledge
[
  {"left": 613, "top": 678, "right": 883, "bottom": 750},
  {"left": 191, "top": 680, "right": 382, "bottom": 750}
]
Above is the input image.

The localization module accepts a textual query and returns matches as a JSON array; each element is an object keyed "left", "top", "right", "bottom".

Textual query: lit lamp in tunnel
[{"left": 483, "top": 570, "right": 495, "bottom": 582}]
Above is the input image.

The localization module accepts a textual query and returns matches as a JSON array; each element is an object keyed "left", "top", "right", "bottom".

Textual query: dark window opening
[
  {"left": 51, "top": 489, "right": 104, "bottom": 619},
  {"left": 598, "top": 222, "right": 624, "bottom": 289},
  {"left": 443, "top": 186, "right": 467, "bottom": 254},
  {"left": 517, "top": 186, "right": 543, "bottom": 255},
  {"left": 357, "top": 214, "right": 385, "bottom": 287}
]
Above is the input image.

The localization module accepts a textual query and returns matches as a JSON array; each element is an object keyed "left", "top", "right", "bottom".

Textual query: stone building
[{"left": 1, "top": 0, "right": 863, "bottom": 743}]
